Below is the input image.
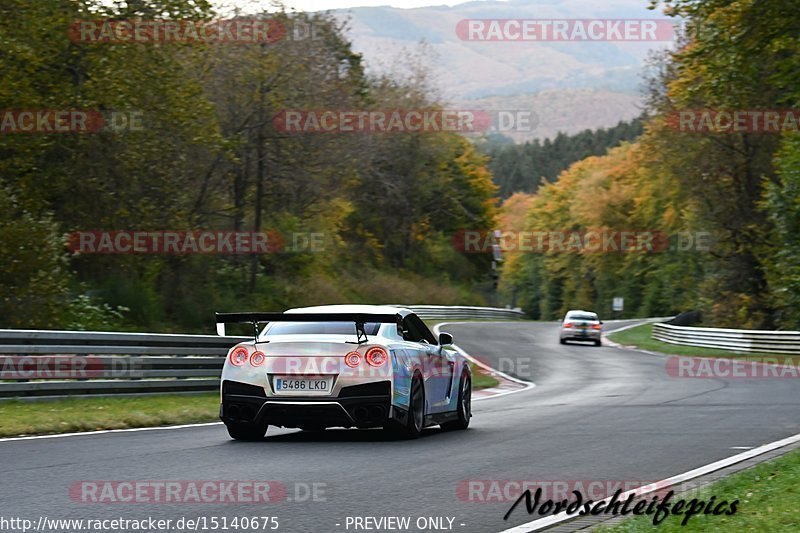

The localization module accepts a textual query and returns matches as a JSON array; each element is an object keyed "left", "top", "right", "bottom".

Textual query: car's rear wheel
[
  {"left": 442, "top": 372, "right": 471, "bottom": 430},
  {"left": 595, "top": 339, "right": 602, "bottom": 346},
  {"left": 406, "top": 375, "right": 425, "bottom": 438},
  {"left": 559, "top": 338, "right": 567, "bottom": 344},
  {"left": 226, "top": 422, "right": 267, "bottom": 441},
  {"left": 386, "top": 375, "right": 425, "bottom": 439}
]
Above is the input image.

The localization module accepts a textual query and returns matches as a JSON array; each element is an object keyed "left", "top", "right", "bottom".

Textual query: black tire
[
  {"left": 386, "top": 375, "right": 425, "bottom": 439},
  {"left": 442, "top": 372, "right": 471, "bottom": 430},
  {"left": 595, "top": 339, "right": 602, "bottom": 346},
  {"left": 559, "top": 338, "right": 567, "bottom": 345},
  {"left": 226, "top": 422, "right": 267, "bottom": 441}
]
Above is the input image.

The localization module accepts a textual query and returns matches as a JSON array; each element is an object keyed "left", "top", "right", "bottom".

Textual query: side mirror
[
  {"left": 599, "top": 321, "right": 604, "bottom": 325},
  {"left": 438, "top": 332, "right": 454, "bottom": 346},
  {"left": 216, "top": 322, "right": 226, "bottom": 336}
]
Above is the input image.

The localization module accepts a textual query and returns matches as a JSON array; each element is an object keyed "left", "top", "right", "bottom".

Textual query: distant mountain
[
  {"left": 333, "top": 0, "right": 673, "bottom": 140},
  {"left": 455, "top": 88, "right": 642, "bottom": 142}
]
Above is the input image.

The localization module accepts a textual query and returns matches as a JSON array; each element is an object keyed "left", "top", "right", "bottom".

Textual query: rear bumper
[
  {"left": 560, "top": 329, "right": 602, "bottom": 340},
  {"left": 220, "top": 380, "right": 394, "bottom": 429}
]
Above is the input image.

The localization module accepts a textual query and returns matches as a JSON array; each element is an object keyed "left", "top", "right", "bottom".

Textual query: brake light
[
  {"left": 230, "top": 346, "right": 249, "bottom": 366},
  {"left": 344, "top": 351, "right": 361, "bottom": 368},
  {"left": 365, "top": 347, "right": 388, "bottom": 367},
  {"left": 250, "top": 351, "right": 266, "bottom": 366},
  {"left": 591, "top": 324, "right": 602, "bottom": 330},
  {"left": 563, "top": 322, "right": 574, "bottom": 328}
]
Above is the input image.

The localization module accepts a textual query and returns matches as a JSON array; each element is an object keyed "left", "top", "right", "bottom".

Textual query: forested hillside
[
  {"left": 500, "top": 0, "right": 800, "bottom": 329},
  {"left": 482, "top": 119, "right": 644, "bottom": 198},
  {"left": 0, "top": 1, "right": 497, "bottom": 331}
]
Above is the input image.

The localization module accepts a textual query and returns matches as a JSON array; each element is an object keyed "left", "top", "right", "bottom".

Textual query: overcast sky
[
  {"left": 286, "top": 0, "right": 464, "bottom": 9},
  {"left": 220, "top": 0, "right": 477, "bottom": 13}
]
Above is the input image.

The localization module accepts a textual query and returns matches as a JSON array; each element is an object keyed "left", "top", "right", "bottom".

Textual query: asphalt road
[{"left": 2, "top": 320, "right": 800, "bottom": 533}]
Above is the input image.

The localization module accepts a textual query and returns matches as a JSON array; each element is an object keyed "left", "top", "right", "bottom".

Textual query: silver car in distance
[
  {"left": 215, "top": 305, "right": 472, "bottom": 440},
  {"left": 558, "top": 309, "right": 603, "bottom": 346}
]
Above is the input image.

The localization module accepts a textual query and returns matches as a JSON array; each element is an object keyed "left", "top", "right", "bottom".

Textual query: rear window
[
  {"left": 264, "top": 321, "right": 381, "bottom": 336},
  {"left": 567, "top": 313, "right": 598, "bottom": 321}
]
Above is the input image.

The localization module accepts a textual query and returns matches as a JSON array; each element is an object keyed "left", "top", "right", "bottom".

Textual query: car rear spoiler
[{"left": 214, "top": 312, "right": 403, "bottom": 344}]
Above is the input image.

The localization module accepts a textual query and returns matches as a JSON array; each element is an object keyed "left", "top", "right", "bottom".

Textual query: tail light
[
  {"left": 563, "top": 322, "right": 574, "bottom": 328},
  {"left": 591, "top": 324, "right": 602, "bottom": 330},
  {"left": 250, "top": 351, "right": 266, "bottom": 366},
  {"left": 365, "top": 347, "right": 388, "bottom": 367},
  {"left": 344, "top": 351, "right": 361, "bottom": 368},
  {"left": 229, "top": 346, "right": 249, "bottom": 367}
]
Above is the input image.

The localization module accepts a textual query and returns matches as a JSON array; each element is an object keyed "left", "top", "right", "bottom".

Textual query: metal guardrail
[
  {"left": 652, "top": 323, "right": 800, "bottom": 354},
  {"left": 403, "top": 305, "right": 526, "bottom": 320},
  {"left": 0, "top": 330, "right": 250, "bottom": 398},
  {"left": 0, "top": 306, "right": 526, "bottom": 398}
]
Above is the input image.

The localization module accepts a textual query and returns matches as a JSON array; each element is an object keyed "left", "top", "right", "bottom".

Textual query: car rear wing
[{"left": 214, "top": 312, "right": 403, "bottom": 344}]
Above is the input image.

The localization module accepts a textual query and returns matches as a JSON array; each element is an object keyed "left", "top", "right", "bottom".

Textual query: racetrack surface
[{"left": 2, "top": 320, "right": 800, "bottom": 532}]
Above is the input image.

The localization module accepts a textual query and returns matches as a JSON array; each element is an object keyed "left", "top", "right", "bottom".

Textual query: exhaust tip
[{"left": 353, "top": 406, "right": 369, "bottom": 422}]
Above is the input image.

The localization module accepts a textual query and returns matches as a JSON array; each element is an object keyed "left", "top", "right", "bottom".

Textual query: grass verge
[
  {"left": 471, "top": 363, "right": 501, "bottom": 389},
  {"left": 0, "top": 393, "right": 220, "bottom": 438},
  {"left": 608, "top": 323, "right": 778, "bottom": 359},
  {"left": 598, "top": 447, "right": 800, "bottom": 532}
]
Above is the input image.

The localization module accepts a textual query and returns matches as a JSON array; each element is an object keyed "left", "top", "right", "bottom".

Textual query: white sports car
[{"left": 215, "top": 305, "right": 472, "bottom": 440}]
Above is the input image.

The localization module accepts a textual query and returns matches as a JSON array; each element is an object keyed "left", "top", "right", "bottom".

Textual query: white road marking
[
  {"left": 0, "top": 422, "right": 223, "bottom": 443},
  {"left": 496, "top": 431, "right": 800, "bottom": 532},
  {"left": 603, "top": 317, "right": 668, "bottom": 336},
  {"left": 434, "top": 322, "right": 535, "bottom": 401}
]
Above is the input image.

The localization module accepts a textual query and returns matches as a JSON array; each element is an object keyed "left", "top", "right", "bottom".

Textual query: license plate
[{"left": 274, "top": 376, "right": 332, "bottom": 395}]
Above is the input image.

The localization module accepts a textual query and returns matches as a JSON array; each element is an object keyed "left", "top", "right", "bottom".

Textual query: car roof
[
  {"left": 566, "top": 309, "right": 597, "bottom": 316},
  {"left": 285, "top": 304, "right": 413, "bottom": 317}
]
